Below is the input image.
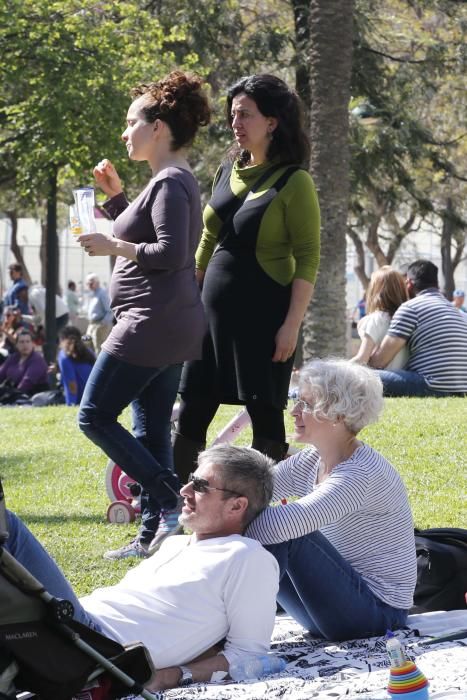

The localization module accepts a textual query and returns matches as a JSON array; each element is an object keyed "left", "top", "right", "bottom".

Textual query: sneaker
[
  {"left": 103, "top": 538, "right": 150, "bottom": 561},
  {"left": 147, "top": 498, "right": 184, "bottom": 555}
]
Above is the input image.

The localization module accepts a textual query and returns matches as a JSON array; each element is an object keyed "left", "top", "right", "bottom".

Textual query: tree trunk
[
  {"left": 44, "top": 168, "right": 58, "bottom": 363},
  {"left": 302, "top": 0, "right": 354, "bottom": 360},
  {"left": 40, "top": 219, "right": 47, "bottom": 286},
  {"left": 291, "top": 0, "right": 311, "bottom": 132},
  {"left": 347, "top": 228, "right": 370, "bottom": 289},
  {"left": 440, "top": 197, "right": 455, "bottom": 299},
  {"left": 5, "top": 210, "right": 32, "bottom": 284}
]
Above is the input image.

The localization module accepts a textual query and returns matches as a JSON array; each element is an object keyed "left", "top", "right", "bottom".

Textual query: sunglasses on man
[{"left": 187, "top": 473, "right": 243, "bottom": 497}]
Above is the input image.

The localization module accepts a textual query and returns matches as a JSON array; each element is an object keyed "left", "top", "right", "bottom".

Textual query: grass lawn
[{"left": 0, "top": 398, "right": 465, "bottom": 597}]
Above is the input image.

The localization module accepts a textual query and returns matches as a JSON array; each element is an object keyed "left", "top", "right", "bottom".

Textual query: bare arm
[
  {"left": 0, "top": 325, "right": 17, "bottom": 350},
  {"left": 273, "top": 278, "right": 314, "bottom": 362},
  {"left": 350, "top": 334, "right": 376, "bottom": 365},
  {"left": 76, "top": 233, "right": 138, "bottom": 262},
  {"left": 147, "top": 653, "right": 229, "bottom": 692},
  {"left": 369, "top": 335, "right": 407, "bottom": 368}
]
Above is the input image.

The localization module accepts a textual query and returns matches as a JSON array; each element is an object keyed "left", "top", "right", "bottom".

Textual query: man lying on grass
[{"left": 4, "top": 445, "right": 278, "bottom": 691}]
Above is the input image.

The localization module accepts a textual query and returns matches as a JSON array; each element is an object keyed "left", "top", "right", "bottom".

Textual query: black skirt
[{"left": 179, "top": 247, "right": 294, "bottom": 409}]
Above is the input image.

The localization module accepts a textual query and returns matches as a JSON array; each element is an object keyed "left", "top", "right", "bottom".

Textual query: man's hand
[
  {"left": 147, "top": 650, "right": 228, "bottom": 691},
  {"left": 147, "top": 666, "right": 182, "bottom": 692},
  {"left": 369, "top": 335, "right": 407, "bottom": 368}
]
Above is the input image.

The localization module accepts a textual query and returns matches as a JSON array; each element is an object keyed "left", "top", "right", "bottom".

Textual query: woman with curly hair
[
  {"left": 77, "top": 71, "right": 210, "bottom": 560},
  {"left": 247, "top": 358, "right": 417, "bottom": 641},
  {"left": 57, "top": 325, "right": 95, "bottom": 405},
  {"left": 175, "top": 74, "right": 321, "bottom": 479}
]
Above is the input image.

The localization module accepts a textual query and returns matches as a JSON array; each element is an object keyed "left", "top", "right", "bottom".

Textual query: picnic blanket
[{"left": 126, "top": 610, "right": 467, "bottom": 700}]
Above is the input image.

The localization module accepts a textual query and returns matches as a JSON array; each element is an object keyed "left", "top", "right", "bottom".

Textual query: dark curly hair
[
  {"left": 226, "top": 74, "right": 310, "bottom": 167},
  {"left": 131, "top": 71, "right": 211, "bottom": 150}
]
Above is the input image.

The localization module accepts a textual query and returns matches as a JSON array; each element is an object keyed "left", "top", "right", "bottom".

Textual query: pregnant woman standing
[
  {"left": 175, "top": 74, "right": 320, "bottom": 480},
  {"left": 77, "top": 71, "right": 210, "bottom": 559}
]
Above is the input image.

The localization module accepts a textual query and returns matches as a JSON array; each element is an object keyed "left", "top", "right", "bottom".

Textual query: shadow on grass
[{"left": 14, "top": 513, "right": 104, "bottom": 526}]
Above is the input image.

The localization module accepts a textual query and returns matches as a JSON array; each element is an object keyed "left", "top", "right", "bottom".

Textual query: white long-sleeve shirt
[
  {"left": 81, "top": 534, "right": 278, "bottom": 669},
  {"left": 246, "top": 444, "right": 416, "bottom": 610}
]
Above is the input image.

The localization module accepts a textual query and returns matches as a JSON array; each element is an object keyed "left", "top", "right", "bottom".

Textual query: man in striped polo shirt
[{"left": 370, "top": 259, "right": 467, "bottom": 397}]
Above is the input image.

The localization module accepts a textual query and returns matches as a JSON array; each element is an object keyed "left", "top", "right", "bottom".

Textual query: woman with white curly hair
[{"left": 247, "top": 358, "right": 417, "bottom": 641}]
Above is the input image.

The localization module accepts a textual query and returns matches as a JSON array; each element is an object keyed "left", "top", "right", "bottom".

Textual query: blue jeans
[
  {"left": 78, "top": 351, "right": 182, "bottom": 542},
  {"left": 4, "top": 510, "right": 99, "bottom": 630},
  {"left": 376, "top": 369, "right": 455, "bottom": 398},
  {"left": 265, "top": 531, "right": 408, "bottom": 641}
]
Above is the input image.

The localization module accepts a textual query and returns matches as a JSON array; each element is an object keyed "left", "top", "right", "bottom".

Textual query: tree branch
[{"left": 360, "top": 45, "right": 427, "bottom": 64}]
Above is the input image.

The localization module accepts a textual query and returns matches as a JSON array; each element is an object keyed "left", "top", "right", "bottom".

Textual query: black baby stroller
[{"left": 0, "top": 479, "right": 160, "bottom": 700}]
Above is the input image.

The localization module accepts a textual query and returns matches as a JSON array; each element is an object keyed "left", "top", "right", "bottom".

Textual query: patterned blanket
[{"left": 130, "top": 611, "right": 467, "bottom": 700}]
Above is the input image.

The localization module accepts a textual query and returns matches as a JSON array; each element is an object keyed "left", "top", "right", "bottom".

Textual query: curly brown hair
[{"left": 131, "top": 71, "right": 211, "bottom": 150}]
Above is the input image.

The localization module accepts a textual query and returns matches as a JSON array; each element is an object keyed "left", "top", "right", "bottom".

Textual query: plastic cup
[
  {"left": 72, "top": 187, "right": 96, "bottom": 235},
  {"left": 69, "top": 205, "right": 82, "bottom": 235}
]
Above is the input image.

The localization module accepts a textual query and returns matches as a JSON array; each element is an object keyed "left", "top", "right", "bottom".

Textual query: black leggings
[{"left": 177, "top": 395, "right": 286, "bottom": 445}]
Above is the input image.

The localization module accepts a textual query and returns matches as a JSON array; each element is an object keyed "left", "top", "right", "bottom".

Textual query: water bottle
[
  {"left": 229, "top": 654, "right": 286, "bottom": 681},
  {"left": 385, "top": 630, "right": 406, "bottom": 668}
]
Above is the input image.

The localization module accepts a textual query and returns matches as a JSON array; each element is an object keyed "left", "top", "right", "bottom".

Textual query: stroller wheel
[
  {"left": 105, "top": 460, "right": 124, "bottom": 502},
  {"left": 105, "top": 461, "right": 141, "bottom": 503},
  {"left": 106, "top": 501, "right": 136, "bottom": 524}
]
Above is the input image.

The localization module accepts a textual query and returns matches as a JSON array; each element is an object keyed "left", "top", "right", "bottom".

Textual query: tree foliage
[
  {"left": 0, "top": 0, "right": 199, "bottom": 204},
  {"left": 349, "top": 0, "right": 467, "bottom": 291},
  {"left": 0, "top": 0, "right": 200, "bottom": 357},
  {"left": 1, "top": 0, "right": 466, "bottom": 355}
]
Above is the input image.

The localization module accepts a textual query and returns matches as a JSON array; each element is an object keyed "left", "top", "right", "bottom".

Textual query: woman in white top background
[
  {"left": 247, "top": 359, "right": 417, "bottom": 641},
  {"left": 351, "top": 266, "right": 409, "bottom": 370}
]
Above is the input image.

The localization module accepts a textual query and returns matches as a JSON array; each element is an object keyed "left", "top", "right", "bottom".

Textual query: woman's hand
[
  {"left": 273, "top": 321, "right": 299, "bottom": 362},
  {"left": 77, "top": 232, "right": 116, "bottom": 257},
  {"left": 93, "top": 159, "right": 123, "bottom": 199}
]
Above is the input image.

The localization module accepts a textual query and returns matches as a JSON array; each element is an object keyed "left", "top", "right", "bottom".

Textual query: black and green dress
[{"left": 179, "top": 159, "right": 320, "bottom": 409}]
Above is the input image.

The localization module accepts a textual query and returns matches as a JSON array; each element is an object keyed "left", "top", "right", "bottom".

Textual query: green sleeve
[
  {"left": 285, "top": 171, "right": 320, "bottom": 283},
  {"left": 195, "top": 164, "right": 224, "bottom": 271}
]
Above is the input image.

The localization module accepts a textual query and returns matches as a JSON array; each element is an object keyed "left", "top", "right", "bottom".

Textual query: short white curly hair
[{"left": 298, "top": 358, "right": 384, "bottom": 434}]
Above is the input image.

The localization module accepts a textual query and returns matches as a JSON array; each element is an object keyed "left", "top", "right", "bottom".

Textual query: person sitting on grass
[
  {"left": 369, "top": 259, "right": 467, "bottom": 397},
  {"left": 0, "top": 330, "right": 49, "bottom": 403},
  {"left": 0, "top": 306, "right": 35, "bottom": 359},
  {"left": 57, "top": 326, "right": 95, "bottom": 406},
  {"left": 351, "top": 266, "right": 408, "bottom": 369},
  {"left": 4, "top": 445, "right": 278, "bottom": 692},
  {"left": 247, "top": 358, "right": 417, "bottom": 641}
]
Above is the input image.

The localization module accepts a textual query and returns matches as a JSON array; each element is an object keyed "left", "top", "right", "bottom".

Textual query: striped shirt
[
  {"left": 388, "top": 289, "right": 467, "bottom": 393},
  {"left": 247, "top": 444, "right": 417, "bottom": 610}
]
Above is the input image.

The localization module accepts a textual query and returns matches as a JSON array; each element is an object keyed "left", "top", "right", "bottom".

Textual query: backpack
[{"left": 411, "top": 528, "right": 467, "bottom": 613}]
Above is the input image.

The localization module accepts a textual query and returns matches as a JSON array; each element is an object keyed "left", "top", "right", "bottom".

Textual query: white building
[{"left": 0, "top": 214, "right": 113, "bottom": 299}]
